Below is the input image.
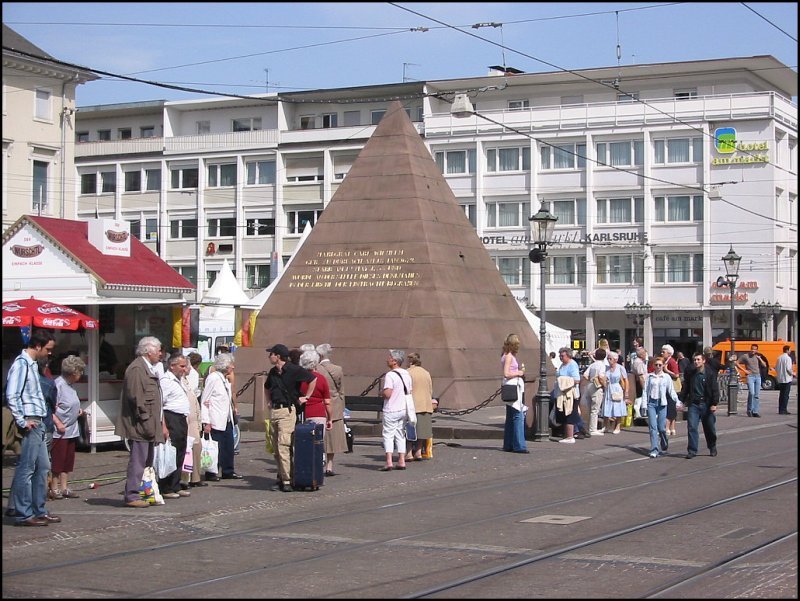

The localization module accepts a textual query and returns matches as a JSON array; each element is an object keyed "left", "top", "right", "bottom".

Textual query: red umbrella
[{"left": 2, "top": 297, "right": 99, "bottom": 330}]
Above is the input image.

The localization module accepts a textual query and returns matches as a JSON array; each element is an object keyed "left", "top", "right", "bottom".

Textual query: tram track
[{"left": 3, "top": 433, "right": 795, "bottom": 598}]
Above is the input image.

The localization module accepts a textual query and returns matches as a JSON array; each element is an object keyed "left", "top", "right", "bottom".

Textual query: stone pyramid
[{"left": 235, "top": 101, "right": 545, "bottom": 411}]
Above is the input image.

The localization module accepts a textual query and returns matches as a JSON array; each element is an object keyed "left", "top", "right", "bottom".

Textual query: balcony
[
  {"left": 75, "top": 137, "right": 164, "bottom": 157},
  {"left": 164, "top": 129, "right": 278, "bottom": 154},
  {"left": 425, "top": 91, "right": 797, "bottom": 137}
]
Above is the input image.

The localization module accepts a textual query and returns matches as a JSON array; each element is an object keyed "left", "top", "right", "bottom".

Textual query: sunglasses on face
[{"left": 655, "top": 363, "right": 664, "bottom": 367}]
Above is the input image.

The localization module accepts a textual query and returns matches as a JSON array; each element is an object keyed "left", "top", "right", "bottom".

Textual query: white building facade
[{"left": 71, "top": 56, "right": 798, "bottom": 359}]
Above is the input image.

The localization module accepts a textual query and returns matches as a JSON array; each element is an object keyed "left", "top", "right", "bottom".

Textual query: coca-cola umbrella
[{"left": 2, "top": 297, "right": 99, "bottom": 331}]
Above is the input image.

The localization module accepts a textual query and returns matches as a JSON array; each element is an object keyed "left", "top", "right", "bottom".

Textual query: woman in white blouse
[
  {"left": 643, "top": 359, "right": 677, "bottom": 458},
  {"left": 200, "top": 353, "right": 241, "bottom": 480}
]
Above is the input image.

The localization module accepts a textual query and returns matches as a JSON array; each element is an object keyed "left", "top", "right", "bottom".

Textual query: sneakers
[
  {"left": 590, "top": 430, "right": 604, "bottom": 436},
  {"left": 558, "top": 437, "right": 576, "bottom": 444},
  {"left": 162, "top": 492, "right": 181, "bottom": 499},
  {"left": 62, "top": 489, "right": 79, "bottom": 499},
  {"left": 710, "top": 447, "right": 718, "bottom": 457},
  {"left": 687, "top": 452, "right": 697, "bottom": 459},
  {"left": 177, "top": 489, "right": 191, "bottom": 497},
  {"left": 48, "top": 490, "right": 63, "bottom": 500},
  {"left": 648, "top": 450, "right": 659, "bottom": 458}
]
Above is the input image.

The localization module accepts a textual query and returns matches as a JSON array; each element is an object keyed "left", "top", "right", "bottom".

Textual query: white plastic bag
[
  {"left": 200, "top": 432, "right": 219, "bottom": 475},
  {"left": 405, "top": 393, "right": 417, "bottom": 426},
  {"left": 154, "top": 439, "right": 177, "bottom": 480}
]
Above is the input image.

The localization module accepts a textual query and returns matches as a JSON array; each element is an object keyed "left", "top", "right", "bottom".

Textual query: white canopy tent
[
  {"left": 519, "top": 306, "right": 573, "bottom": 368},
  {"left": 198, "top": 258, "right": 255, "bottom": 321}
]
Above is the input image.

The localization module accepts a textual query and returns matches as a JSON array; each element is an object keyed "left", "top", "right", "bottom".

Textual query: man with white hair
[{"left": 116, "top": 336, "right": 169, "bottom": 508}]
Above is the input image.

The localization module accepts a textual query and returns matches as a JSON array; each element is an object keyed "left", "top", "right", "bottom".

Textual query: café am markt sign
[{"left": 712, "top": 127, "right": 769, "bottom": 165}]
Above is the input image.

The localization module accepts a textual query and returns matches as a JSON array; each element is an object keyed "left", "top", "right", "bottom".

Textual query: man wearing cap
[{"left": 265, "top": 344, "right": 317, "bottom": 492}]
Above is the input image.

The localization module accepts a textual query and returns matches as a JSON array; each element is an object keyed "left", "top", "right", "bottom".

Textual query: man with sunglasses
[{"left": 680, "top": 352, "right": 720, "bottom": 459}]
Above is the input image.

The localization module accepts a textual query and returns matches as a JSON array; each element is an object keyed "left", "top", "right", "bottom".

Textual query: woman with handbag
[
  {"left": 501, "top": 334, "right": 528, "bottom": 454},
  {"left": 601, "top": 352, "right": 628, "bottom": 434},
  {"left": 200, "top": 353, "right": 242, "bottom": 481},
  {"left": 660, "top": 345, "right": 681, "bottom": 436}
]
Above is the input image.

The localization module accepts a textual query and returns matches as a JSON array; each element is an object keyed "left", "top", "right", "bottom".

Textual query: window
[
  {"left": 170, "top": 167, "right": 198, "bottom": 189},
  {"left": 434, "top": 149, "right": 476, "bottom": 174},
  {"left": 175, "top": 265, "right": 197, "bottom": 286},
  {"left": 596, "top": 140, "right": 644, "bottom": 167},
  {"left": 208, "top": 217, "right": 236, "bottom": 237},
  {"left": 299, "top": 115, "right": 315, "bottom": 130},
  {"left": 654, "top": 253, "right": 704, "bottom": 283},
  {"left": 208, "top": 163, "right": 237, "bottom": 187},
  {"left": 130, "top": 218, "right": 158, "bottom": 241},
  {"left": 97, "top": 129, "right": 111, "bottom": 141},
  {"left": 653, "top": 137, "right": 703, "bottom": 164},
  {"left": 321, "top": 113, "right": 337, "bottom": 128},
  {"left": 674, "top": 88, "right": 697, "bottom": 100},
  {"left": 485, "top": 201, "right": 530, "bottom": 228},
  {"left": 460, "top": 203, "right": 477, "bottom": 227},
  {"left": 371, "top": 110, "right": 385, "bottom": 125},
  {"left": 551, "top": 198, "right": 586, "bottom": 226},
  {"left": 101, "top": 171, "right": 116, "bottom": 194},
  {"left": 80, "top": 173, "right": 97, "bottom": 195},
  {"left": 34, "top": 88, "right": 51, "bottom": 120},
  {"left": 507, "top": 99, "right": 530, "bottom": 111},
  {"left": 32, "top": 161, "right": 48, "bottom": 212},
  {"left": 232, "top": 117, "right": 261, "bottom": 132},
  {"left": 486, "top": 146, "right": 531, "bottom": 172},
  {"left": 343, "top": 110, "right": 360, "bottom": 126},
  {"left": 246, "top": 217, "right": 275, "bottom": 236},
  {"left": 495, "top": 257, "right": 530, "bottom": 287},
  {"left": 596, "top": 197, "right": 643, "bottom": 224},
  {"left": 286, "top": 209, "right": 322, "bottom": 234},
  {"left": 118, "top": 128, "right": 132, "bottom": 140},
  {"left": 124, "top": 171, "right": 141, "bottom": 192},
  {"left": 552, "top": 256, "right": 587, "bottom": 285},
  {"left": 170, "top": 218, "right": 198, "bottom": 239},
  {"left": 405, "top": 107, "right": 424, "bottom": 122},
  {"left": 76, "top": 132, "right": 89, "bottom": 143},
  {"left": 140, "top": 126, "right": 155, "bottom": 138},
  {"left": 246, "top": 160, "right": 276, "bottom": 185},
  {"left": 596, "top": 254, "right": 644, "bottom": 284},
  {"left": 246, "top": 264, "right": 270, "bottom": 289},
  {"left": 654, "top": 195, "right": 703, "bottom": 222},
  {"left": 196, "top": 121, "right": 210, "bottom": 135},
  {"left": 540, "top": 143, "right": 586, "bottom": 170},
  {"left": 145, "top": 169, "right": 161, "bottom": 191},
  {"left": 617, "top": 91, "right": 639, "bottom": 102}
]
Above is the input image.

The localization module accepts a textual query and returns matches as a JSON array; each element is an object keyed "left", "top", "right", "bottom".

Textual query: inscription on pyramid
[{"left": 235, "top": 101, "right": 544, "bottom": 410}]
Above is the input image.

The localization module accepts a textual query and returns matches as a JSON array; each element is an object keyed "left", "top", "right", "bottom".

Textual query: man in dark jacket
[
  {"left": 115, "top": 336, "right": 168, "bottom": 508},
  {"left": 680, "top": 352, "right": 720, "bottom": 459}
]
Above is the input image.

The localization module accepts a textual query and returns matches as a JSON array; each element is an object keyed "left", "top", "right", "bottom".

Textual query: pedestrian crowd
[{"left": 3, "top": 330, "right": 794, "bottom": 525}]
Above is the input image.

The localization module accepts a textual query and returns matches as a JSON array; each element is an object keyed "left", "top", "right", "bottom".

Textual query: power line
[{"left": 740, "top": 2, "right": 798, "bottom": 42}]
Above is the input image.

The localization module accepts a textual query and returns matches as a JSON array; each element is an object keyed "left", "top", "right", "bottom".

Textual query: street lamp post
[
  {"left": 721, "top": 246, "right": 742, "bottom": 416},
  {"left": 752, "top": 301, "right": 782, "bottom": 341},
  {"left": 624, "top": 302, "right": 652, "bottom": 343},
  {"left": 529, "top": 207, "right": 558, "bottom": 440}
]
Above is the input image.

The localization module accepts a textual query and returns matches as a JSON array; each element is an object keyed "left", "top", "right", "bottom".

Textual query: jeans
[
  {"left": 11, "top": 422, "right": 51, "bottom": 521},
  {"left": 686, "top": 402, "right": 717, "bottom": 454},
  {"left": 746, "top": 374, "right": 761, "bottom": 414},
  {"left": 777, "top": 382, "right": 792, "bottom": 413},
  {"left": 646, "top": 401, "right": 667, "bottom": 454},
  {"left": 503, "top": 405, "right": 527, "bottom": 452}
]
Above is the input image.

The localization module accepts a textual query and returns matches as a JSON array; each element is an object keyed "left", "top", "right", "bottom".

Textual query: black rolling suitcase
[{"left": 292, "top": 422, "right": 325, "bottom": 490}]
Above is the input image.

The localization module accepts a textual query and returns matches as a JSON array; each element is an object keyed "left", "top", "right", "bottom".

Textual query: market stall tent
[{"left": 2, "top": 215, "right": 194, "bottom": 449}]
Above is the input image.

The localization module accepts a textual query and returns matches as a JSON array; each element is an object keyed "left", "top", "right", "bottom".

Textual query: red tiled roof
[{"left": 24, "top": 216, "right": 194, "bottom": 293}]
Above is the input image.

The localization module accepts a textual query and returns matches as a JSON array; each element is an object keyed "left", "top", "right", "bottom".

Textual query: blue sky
[{"left": 3, "top": 2, "right": 797, "bottom": 106}]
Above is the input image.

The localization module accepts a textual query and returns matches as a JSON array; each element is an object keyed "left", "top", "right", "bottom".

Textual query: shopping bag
[
  {"left": 405, "top": 421, "right": 417, "bottom": 441},
  {"left": 154, "top": 440, "right": 177, "bottom": 480},
  {"left": 200, "top": 432, "right": 219, "bottom": 475},
  {"left": 182, "top": 436, "right": 195, "bottom": 473},
  {"left": 139, "top": 465, "right": 165, "bottom": 505},
  {"left": 264, "top": 419, "right": 274, "bottom": 455},
  {"left": 621, "top": 403, "right": 633, "bottom": 428},
  {"left": 405, "top": 393, "right": 417, "bottom": 426}
]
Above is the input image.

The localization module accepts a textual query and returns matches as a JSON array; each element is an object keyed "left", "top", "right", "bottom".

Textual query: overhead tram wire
[{"left": 389, "top": 2, "right": 797, "bottom": 177}]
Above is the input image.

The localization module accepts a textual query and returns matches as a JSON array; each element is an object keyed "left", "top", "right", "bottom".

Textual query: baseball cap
[
  {"left": 267, "top": 344, "right": 289, "bottom": 357},
  {"left": 703, "top": 346, "right": 713, "bottom": 355}
]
